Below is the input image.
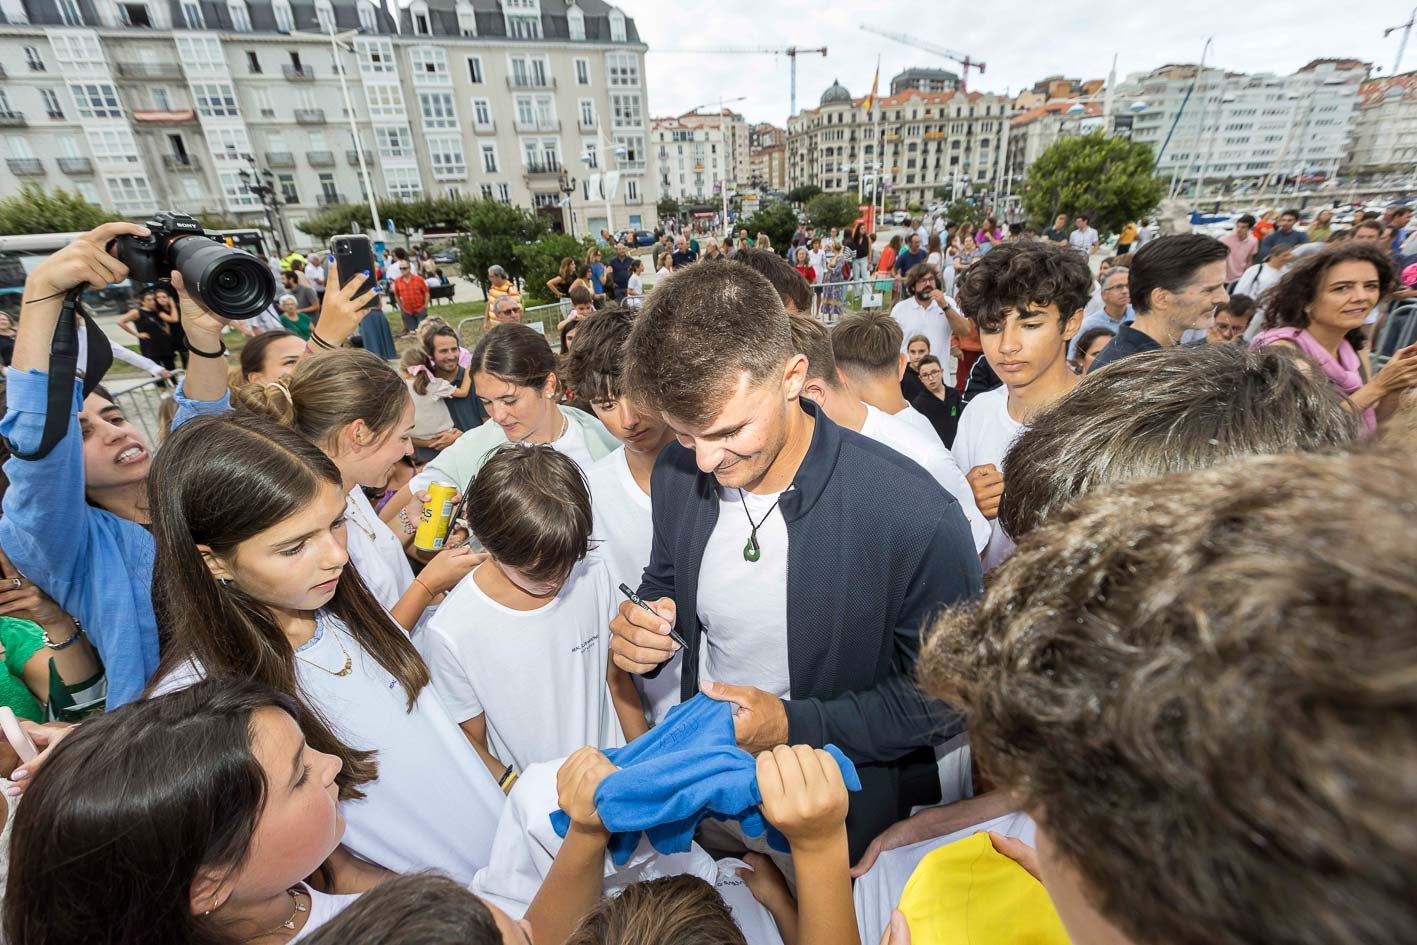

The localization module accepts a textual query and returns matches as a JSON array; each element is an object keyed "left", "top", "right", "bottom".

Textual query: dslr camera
[{"left": 115, "top": 211, "right": 275, "bottom": 319}]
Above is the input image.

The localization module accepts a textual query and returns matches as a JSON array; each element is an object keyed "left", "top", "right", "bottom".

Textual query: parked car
[
  {"left": 891, "top": 210, "right": 910, "bottom": 225},
  {"left": 431, "top": 246, "right": 461, "bottom": 264}
]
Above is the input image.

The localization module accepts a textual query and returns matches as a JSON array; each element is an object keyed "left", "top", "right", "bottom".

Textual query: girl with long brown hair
[{"left": 145, "top": 412, "right": 506, "bottom": 883}]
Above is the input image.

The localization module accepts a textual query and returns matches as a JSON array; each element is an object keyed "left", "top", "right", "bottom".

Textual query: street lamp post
[
  {"left": 557, "top": 168, "right": 578, "bottom": 235},
  {"left": 238, "top": 158, "right": 286, "bottom": 254}
]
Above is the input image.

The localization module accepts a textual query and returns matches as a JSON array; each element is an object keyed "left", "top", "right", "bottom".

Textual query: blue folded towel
[{"left": 550, "top": 694, "right": 862, "bottom": 865}]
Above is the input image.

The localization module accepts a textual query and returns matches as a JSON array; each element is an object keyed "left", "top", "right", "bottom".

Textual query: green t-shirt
[
  {"left": 0, "top": 617, "right": 46, "bottom": 722},
  {"left": 1043, "top": 227, "right": 1069, "bottom": 242},
  {"left": 280, "top": 309, "right": 313, "bottom": 340}
]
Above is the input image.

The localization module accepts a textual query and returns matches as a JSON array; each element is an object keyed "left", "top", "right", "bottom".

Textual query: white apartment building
[
  {"left": 0, "top": 0, "right": 656, "bottom": 246},
  {"left": 786, "top": 79, "right": 1013, "bottom": 208},
  {"left": 1117, "top": 59, "right": 1366, "bottom": 190},
  {"left": 650, "top": 108, "right": 746, "bottom": 203},
  {"left": 1346, "top": 71, "right": 1417, "bottom": 176}
]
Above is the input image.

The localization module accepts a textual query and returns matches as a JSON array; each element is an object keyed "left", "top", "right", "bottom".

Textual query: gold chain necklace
[
  {"left": 264, "top": 886, "right": 308, "bottom": 936},
  {"left": 344, "top": 494, "right": 379, "bottom": 542},
  {"left": 295, "top": 618, "right": 354, "bottom": 677}
]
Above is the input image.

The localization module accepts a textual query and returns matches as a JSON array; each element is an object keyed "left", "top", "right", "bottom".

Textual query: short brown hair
[
  {"left": 730, "top": 246, "right": 812, "bottom": 313},
  {"left": 562, "top": 304, "right": 635, "bottom": 403},
  {"left": 788, "top": 314, "right": 837, "bottom": 385},
  {"left": 999, "top": 344, "right": 1358, "bottom": 541},
  {"left": 906, "top": 334, "right": 931, "bottom": 352},
  {"left": 301, "top": 874, "right": 500, "bottom": 945},
  {"left": 568, "top": 284, "right": 594, "bottom": 306},
  {"left": 920, "top": 450, "right": 1417, "bottom": 945},
  {"left": 563, "top": 875, "right": 748, "bottom": 945},
  {"left": 831, "top": 312, "right": 901, "bottom": 379},
  {"left": 623, "top": 260, "right": 793, "bottom": 426},
  {"left": 466, "top": 444, "right": 592, "bottom": 584}
]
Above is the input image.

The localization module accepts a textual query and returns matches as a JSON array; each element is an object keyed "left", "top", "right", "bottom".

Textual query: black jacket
[{"left": 637, "top": 400, "right": 983, "bottom": 856}]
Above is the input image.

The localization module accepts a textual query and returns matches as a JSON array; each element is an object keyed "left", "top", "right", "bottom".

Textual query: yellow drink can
[{"left": 413, "top": 481, "right": 459, "bottom": 552}]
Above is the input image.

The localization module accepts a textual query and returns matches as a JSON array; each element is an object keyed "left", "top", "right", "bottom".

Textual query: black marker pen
[{"left": 617, "top": 582, "right": 688, "bottom": 650}]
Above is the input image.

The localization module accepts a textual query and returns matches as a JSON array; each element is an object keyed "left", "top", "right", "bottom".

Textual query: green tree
[
  {"left": 1022, "top": 131, "right": 1167, "bottom": 236},
  {"left": 786, "top": 184, "right": 823, "bottom": 205},
  {"left": 455, "top": 199, "right": 546, "bottom": 293},
  {"left": 932, "top": 185, "right": 951, "bottom": 201},
  {"left": 195, "top": 212, "right": 250, "bottom": 231},
  {"left": 295, "top": 203, "right": 368, "bottom": 243},
  {"left": 515, "top": 231, "right": 593, "bottom": 307},
  {"left": 657, "top": 196, "right": 680, "bottom": 220},
  {"left": 296, "top": 196, "right": 480, "bottom": 244},
  {"left": 740, "top": 204, "right": 799, "bottom": 250},
  {"left": 805, "top": 193, "right": 860, "bottom": 232},
  {"left": 944, "top": 199, "right": 983, "bottom": 232},
  {"left": 0, "top": 183, "right": 125, "bottom": 235}
]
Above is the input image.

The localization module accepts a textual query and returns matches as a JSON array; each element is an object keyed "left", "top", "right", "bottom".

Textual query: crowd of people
[{"left": 0, "top": 195, "right": 1412, "bottom": 945}]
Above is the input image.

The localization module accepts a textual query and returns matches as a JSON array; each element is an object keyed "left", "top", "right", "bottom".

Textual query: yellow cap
[{"left": 896, "top": 832, "right": 1070, "bottom": 945}]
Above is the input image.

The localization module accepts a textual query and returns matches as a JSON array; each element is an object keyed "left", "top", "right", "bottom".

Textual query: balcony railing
[
  {"left": 578, "top": 119, "right": 598, "bottom": 133},
  {"left": 282, "top": 65, "right": 316, "bottom": 80},
  {"left": 6, "top": 158, "right": 44, "bottom": 175},
  {"left": 524, "top": 159, "right": 562, "bottom": 175},
  {"left": 306, "top": 150, "right": 335, "bottom": 167},
  {"left": 346, "top": 149, "right": 372, "bottom": 166},
  {"left": 46, "top": 110, "right": 65, "bottom": 120},
  {"left": 0, "top": 111, "right": 27, "bottom": 127},
  {"left": 316, "top": 193, "right": 342, "bottom": 206},
  {"left": 57, "top": 157, "right": 94, "bottom": 174},
  {"left": 162, "top": 153, "right": 199, "bottom": 170},
  {"left": 506, "top": 75, "right": 556, "bottom": 90},
  {"left": 513, "top": 118, "right": 560, "bottom": 133},
  {"left": 294, "top": 108, "right": 326, "bottom": 124},
  {"left": 114, "top": 61, "right": 184, "bottom": 79},
  {"left": 472, "top": 121, "right": 496, "bottom": 134},
  {"left": 265, "top": 151, "right": 295, "bottom": 167}
]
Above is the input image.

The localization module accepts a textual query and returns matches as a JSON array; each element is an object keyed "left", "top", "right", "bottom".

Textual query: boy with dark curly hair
[{"left": 950, "top": 240, "right": 1090, "bottom": 569}]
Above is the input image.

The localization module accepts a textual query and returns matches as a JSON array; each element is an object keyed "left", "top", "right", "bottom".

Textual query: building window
[
  {"left": 245, "top": 50, "right": 261, "bottom": 73},
  {"left": 472, "top": 98, "right": 493, "bottom": 128},
  {"left": 151, "top": 87, "right": 173, "bottom": 110},
  {"left": 57, "top": 0, "right": 84, "bottom": 25},
  {"left": 608, "top": 8, "right": 625, "bottom": 42},
  {"left": 120, "top": 3, "right": 152, "bottom": 27},
  {"left": 376, "top": 126, "right": 413, "bottom": 158},
  {"left": 506, "top": 14, "right": 540, "bottom": 38},
  {"left": 41, "top": 89, "right": 64, "bottom": 119},
  {"left": 278, "top": 173, "right": 298, "bottom": 203},
  {"left": 70, "top": 83, "right": 123, "bottom": 120},
  {"left": 610, "top": 93, "right": 641, "bottom": 129},
  {"left": 249, "top": 87, "right": 273, "bottom": 117},
  {"left": 365, "top": 84, "right": 404, "bottom": 118},
  {"left": 359, "top": 38, "right": 396, "bottom": 74},
  {"left": 385, "top": 165, "right": 423, "bottom": 198},
  {"left": 626, "top": 178, "right": 638, "bottom": 201},
  {"left": 408, "top": 47, "right": 449, "bottom": 82},
  {"left": 106, "top": 175, "right": 155, "bottom": 210},
  {"left": 575, "top": 58, "right": 590, "bottom": 85},
  {"left": 456, "top": 0, "right": 476, "bottom": 35},
  {"left": 497, "top": 183, "right": 510, "bottom": 203},
  {"left": 480, "top": 183, "right": 493, "bottom": 199},
  {"left": 509, "top": 56, "right": 549, "bottom": 87},
  {"left": 614, "top": 133, "right": 644, "bottom": 168},
  {"left": 175, "top": 34, "right": 224, "bottom": 70},
  {"left": 24, "top": 46, "right": 45, "bottom": 72},
  {"left": 419, "top": 92, "right": 457, "bottom": 129},
  {"left": 582, "top": 140, "right": 597, "bottom": 167},
  {"left": 181, "top": 0, "right": 205, "bottom": 28},
  {"left": 6, "top": 136, "right": 33, "bottom": 159},
  {"left": 567, "top": 5, "right": 584, "bottom": 40},
  {"left": 319, "top": 172, "right": 338, "bottom": 201},
  {"left": 467, "top": 56, "right": 483, "bottom": 83},
  {"left": 578, "top": 99, "right": 595, "bottom": 128},
  {"left": 428, "top": 136, "right": 466, "bottom": 179},
  {"left": 481, "top": 143, "right": 498, "bottom": 172},
  {"left": 90, "top": 129, "right": 140, "bottom": 163},
  {"left": 358, "top": 1, "right": 378, "bottom": 33},
  {"left": 273, "top": 0, "right": 294, "bottom": 32},
  {"left": 413, "top": 11, "right": 431, "bottom": 34},
  {"left": 606, "top": 52, "right": 638, "bottom": 87},
  {"left": 193, "top": 83, "right": 239, "bottom": 118}
]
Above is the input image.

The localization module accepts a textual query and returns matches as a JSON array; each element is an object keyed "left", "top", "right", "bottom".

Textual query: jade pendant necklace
[{"left": 738, "top": 488, "right": 783, "bottom": 563}]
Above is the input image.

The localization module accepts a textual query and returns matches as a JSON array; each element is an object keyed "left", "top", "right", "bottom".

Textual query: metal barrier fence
[
  {"left": 108, "top": 371, "right": 184, "bottom": 446},
  {"left": 457, "top": 301, "right": 567, "bottom": 353},
  {"left": 1373, "top": 300, "right": 1417, "bottom": 374},
  {"left": 806, "top": 276, "right": 901, "bottom": 324}
]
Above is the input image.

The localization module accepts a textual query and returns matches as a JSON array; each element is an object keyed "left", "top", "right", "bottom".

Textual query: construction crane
[
  {"left": 652, "top": 46, "right": 828, "bottom": 116},
  {"left": 858, "top": 26, "right": 985, "bottom": 92}
]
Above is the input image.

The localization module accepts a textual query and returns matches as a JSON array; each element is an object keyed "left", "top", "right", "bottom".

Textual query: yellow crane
[{"left": 652, "top": 45, "right": 828, "bottom": 116}]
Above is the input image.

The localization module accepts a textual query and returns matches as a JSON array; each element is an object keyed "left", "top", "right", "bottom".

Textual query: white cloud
[{"left": 619, "top": 0, "right": 1412, "bottom": 125}]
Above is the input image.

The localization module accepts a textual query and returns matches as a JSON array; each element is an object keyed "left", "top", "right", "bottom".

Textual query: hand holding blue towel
[{"left": 551, "top": 694, "right": 862, "bottom": 865}]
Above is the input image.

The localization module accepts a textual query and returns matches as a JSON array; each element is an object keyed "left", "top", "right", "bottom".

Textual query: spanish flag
[{"left": 864, "top": 56, "right": 880, "bottom": 113}]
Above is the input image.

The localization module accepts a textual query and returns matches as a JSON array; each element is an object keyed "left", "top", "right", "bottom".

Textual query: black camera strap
[{"left": 7, "top": 287, "right": 113, "bottom": 462}]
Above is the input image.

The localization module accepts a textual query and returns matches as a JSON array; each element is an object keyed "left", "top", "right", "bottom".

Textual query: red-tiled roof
[
  {"left": 1358, "top": 72, "right": 1417, "bottom": 108},
  {"left": 1009, "top": 100, "right": 1102, "bottom": 125}
]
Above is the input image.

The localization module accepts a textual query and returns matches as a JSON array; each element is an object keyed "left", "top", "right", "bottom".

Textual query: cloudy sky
[{"left": 618, "top": 1, "right": 1413, "bottom": 125}]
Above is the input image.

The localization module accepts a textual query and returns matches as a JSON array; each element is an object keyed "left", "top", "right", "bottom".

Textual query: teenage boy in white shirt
[
  {"left": 561, "top": 305, "right": 682, "bottom": 724},
  {"left": 418, "top": 444, "right": 647, "bottom": 778},
  {"left": 951, "top": 241, "right": 1088, "bottom": 570}
]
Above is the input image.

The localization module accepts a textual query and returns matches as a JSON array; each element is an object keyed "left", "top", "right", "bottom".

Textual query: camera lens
[{"left": 169, "top": 236, "right": 276, "bottom": 320}]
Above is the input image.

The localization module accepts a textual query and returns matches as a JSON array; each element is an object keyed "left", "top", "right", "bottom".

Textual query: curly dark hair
[
  {"left": 561, "top": 304, "right": 636, "bottom": 403},
  {"left": 955, "top": 241, "right": 1092, "bottom": 331},
  {"left": 1259, "top": 243, "right": 1397, "bottom": 353},
  {"left": 920, "top": 448, "right": 1417, "bottom": 945}
]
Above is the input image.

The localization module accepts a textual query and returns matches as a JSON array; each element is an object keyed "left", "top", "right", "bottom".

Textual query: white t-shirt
[
  {"left": 150, "top": 613, "right": 506, "bottom": 884},
  {"left": 858, "top": 404, "right": 990, "bottom": 553},
  {"left": 698, "top": 487, "right": 791, "bottom": 699},
  {"left": 304, "top": 262, "right": 325, "bottom": 291},
  {"left": 407, "top": 378, "right": 454, "bottom": 438},
  {"left": 893, "top": 403, "right": 942, "bottom": 443},
  {"left": 1069, "top": 227, "right": 1099, "bottom": 254},
  {"left": 808, "top": 249, "right": 826, "bottom": 283},
  {"left": 290, "top": 885, "right": 361, "bottom": 943},
  {"left": 417, "top": 555, "right": 626, "bottom": 771},
  {"left": 950, "top": 385, "right": 1026, "bottom": 570},
  {"left": 890, "top": 296, "right": 955, "bottom": 361},
  {"left": 343, "top": 487, "right": 416, "bottom": 616},
  {"left": 587, "top": 447, "right": 682, "bottom": 724},
  {"left": 626, "top": 272, "right": 644, "bottom": 307}
]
